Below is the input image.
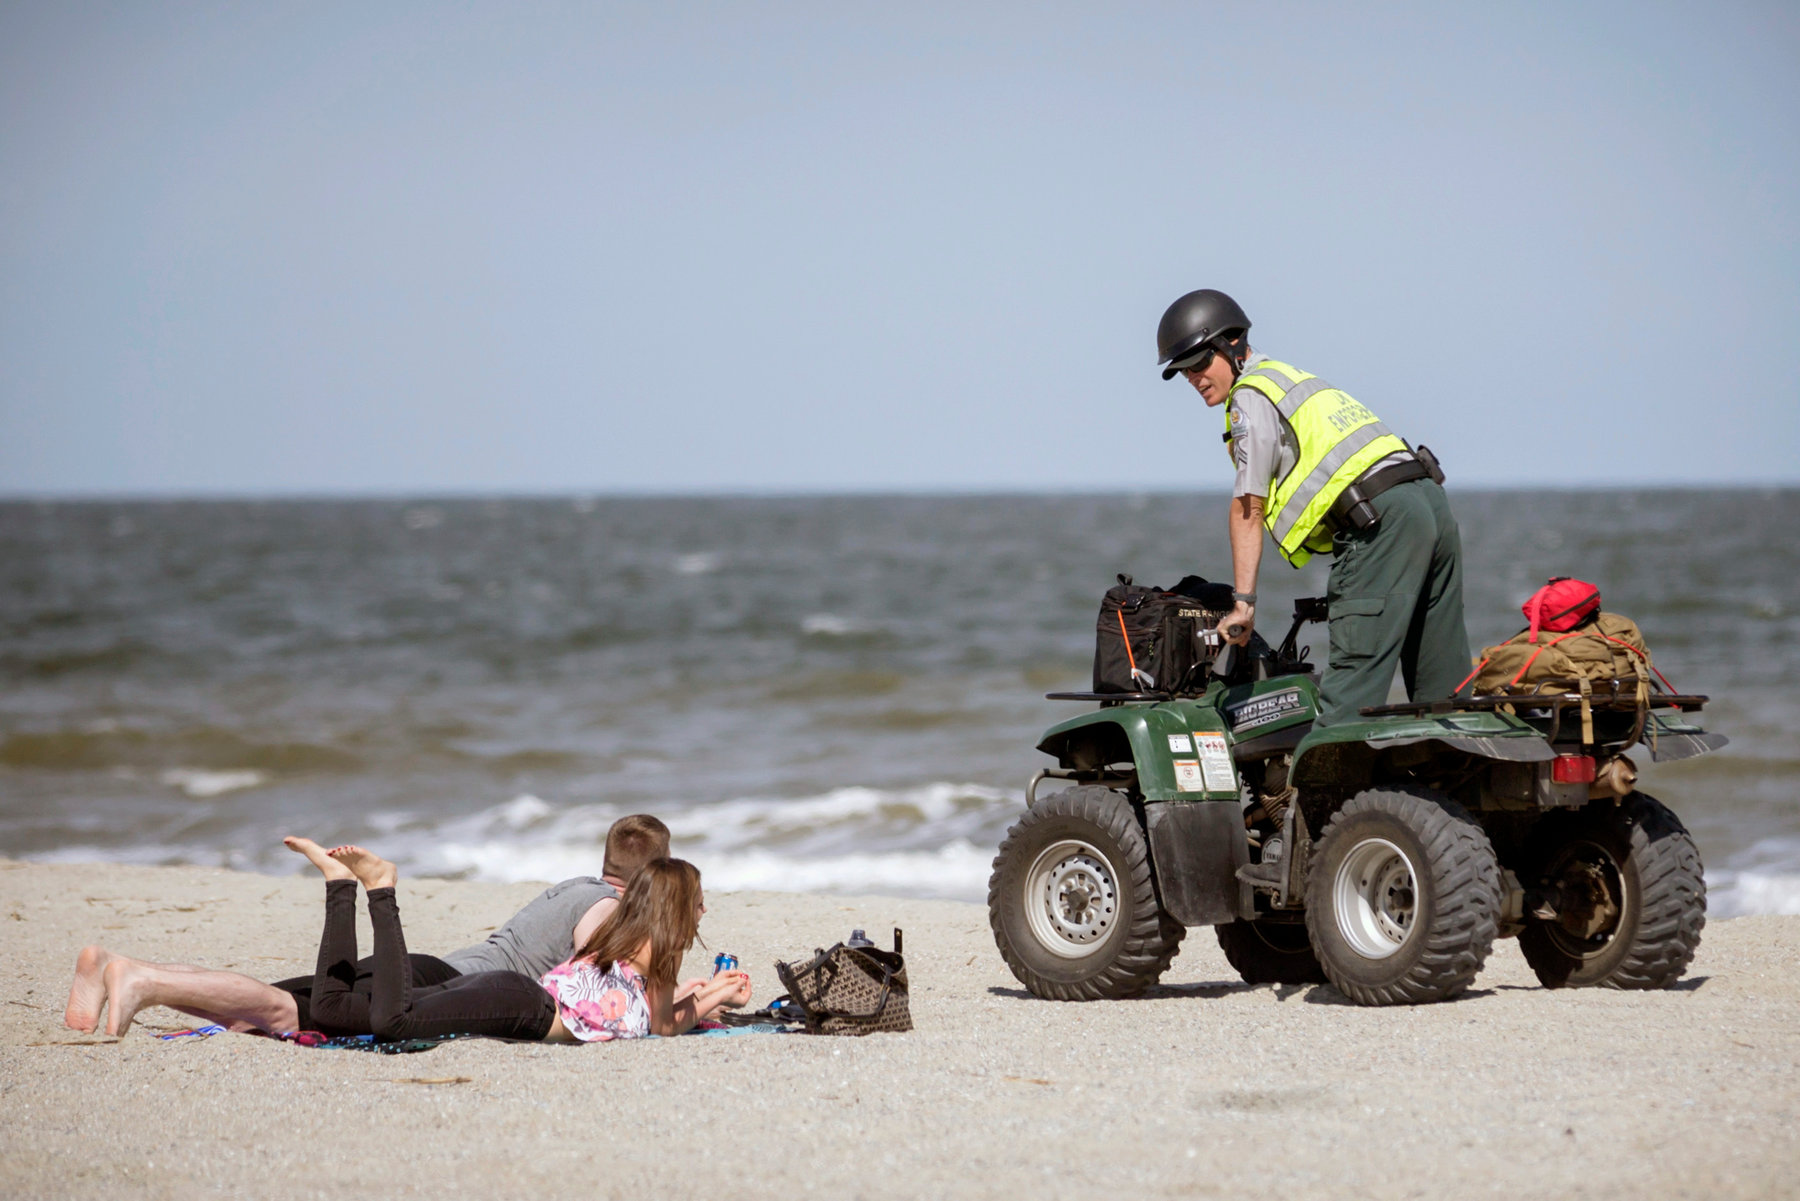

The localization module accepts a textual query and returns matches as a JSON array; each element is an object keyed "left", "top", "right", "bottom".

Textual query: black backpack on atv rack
[{"left": 1092, "top": 574, "right": 1317, "bottom": 697}]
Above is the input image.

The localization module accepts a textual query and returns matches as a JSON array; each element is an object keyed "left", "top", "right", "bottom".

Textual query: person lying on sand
[
  {"left": 313, "top": 839, "right": 747, "bottom": 1041},
  {"left": 78, "top": 837, "right": 751, "bottom": 1041},
  {"left": 63, "top": 813, "right": 680, "bottom": 1037}
]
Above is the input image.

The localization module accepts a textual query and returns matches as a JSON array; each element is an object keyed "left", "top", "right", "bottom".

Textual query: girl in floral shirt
[{"left": 539, "top": 857, "right": 750, "bottom": 1042}]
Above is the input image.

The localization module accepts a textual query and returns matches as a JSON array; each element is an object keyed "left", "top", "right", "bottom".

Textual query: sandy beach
[{"left": 2, "top": 857, "right": 1796, "bottom": 1200}]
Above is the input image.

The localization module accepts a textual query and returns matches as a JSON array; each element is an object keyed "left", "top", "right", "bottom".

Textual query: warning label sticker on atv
[
  {"left": 1225, "top": 687, "right": 1307, "bottom": 732},
  {"left": 1166, "top": 733, "right": 1193, "bottom": 753},
  {"left": 1172, "top": 760, "right": 1204, "bottom": 792},
  {"left": 1194, "top": 733, "right": 1235, "bottom": 793}
]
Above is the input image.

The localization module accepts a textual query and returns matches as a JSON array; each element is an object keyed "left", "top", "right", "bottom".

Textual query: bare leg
[
  {"left": 100, "top": 957, "right": 299, "bottom": 1036},
  {"left": 329, "top": 845, "right": 398, "bottom": 890},
  {"left": 68, "top": 948, "right": 299, "bottom": 1035},
  {"left": 68, "top": 837, "right": 353, "bottom": 1037}
]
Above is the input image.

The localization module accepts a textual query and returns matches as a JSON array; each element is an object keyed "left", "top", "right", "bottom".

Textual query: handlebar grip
[{"left": 1225, "top": 624, "right": 1246, "bottom": 639}]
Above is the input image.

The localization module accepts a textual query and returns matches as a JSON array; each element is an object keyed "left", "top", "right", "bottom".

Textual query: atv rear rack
[{"left": 1361, "top": 677, "right": 1709, "bottom": 750}]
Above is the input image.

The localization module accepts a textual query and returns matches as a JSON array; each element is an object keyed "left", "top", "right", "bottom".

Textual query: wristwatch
[{"left": 1233, "top": 591, "right": 1257, "bottom": 605}]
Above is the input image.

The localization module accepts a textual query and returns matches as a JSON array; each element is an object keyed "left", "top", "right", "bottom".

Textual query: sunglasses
[{"left": 1173, "top": 346, "right": 1217, "bottom": 374}]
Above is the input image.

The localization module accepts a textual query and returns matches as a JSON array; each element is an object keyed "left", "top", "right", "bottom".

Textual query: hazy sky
[{"left": 3, "top": 1, "right": 1796, "bottom": 495}]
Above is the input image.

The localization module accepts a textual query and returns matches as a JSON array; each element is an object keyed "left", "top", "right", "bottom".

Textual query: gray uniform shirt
[
  {"left": 439, "top": 876, "right": 619, "bottom": 979},
  {"left": 1227, "top": 350, "right": 1409, "bottom": 499},
  {"left": 1227, "top": 351, "right": 1292, "bottom": 499}
]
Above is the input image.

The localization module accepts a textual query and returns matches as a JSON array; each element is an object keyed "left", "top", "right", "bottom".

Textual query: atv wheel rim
[
  {"left": 1334, "top": 837, "right": 1418, "bottom": 960},
  {"left": 1541, "top": 839, "right": 1629, "bottom": 957},
  {"left": 1023, "top": 839, "right": 1119, "bottom": 958}
]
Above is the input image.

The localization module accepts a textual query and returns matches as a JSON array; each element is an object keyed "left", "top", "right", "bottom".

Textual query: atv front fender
[
  {"left": 1037, "top": 701, "right": 1249, "bottom": 926},
  {"left": 1037, "top": 700, "right": 1239, "bottom": 801}
]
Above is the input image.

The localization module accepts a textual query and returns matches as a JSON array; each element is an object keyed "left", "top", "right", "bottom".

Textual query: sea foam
[
  {"left": 159, "top": 768, "right": 269, "bottom": 798},
  {"left": 385, "top": 781, "right": 1016, "bottom": 901},
  {"left": 1707, "top": 834, "right": 1800, "bottom": 918}
]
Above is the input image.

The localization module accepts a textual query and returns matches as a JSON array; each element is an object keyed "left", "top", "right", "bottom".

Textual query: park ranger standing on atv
[
  {"left": 1158, "top": 289, "right": 1472, "bottom": 725},
  {"left": 985, "top": 295, "right": 1715, "bottom": 1004}
]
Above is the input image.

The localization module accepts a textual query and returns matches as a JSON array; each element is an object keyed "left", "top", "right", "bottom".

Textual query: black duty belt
[{"left": 1327, "top": 457, "right": 1432, "bottom": 532}]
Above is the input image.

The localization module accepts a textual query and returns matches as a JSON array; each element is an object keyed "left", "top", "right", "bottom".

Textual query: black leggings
[
  {"left": 271, "top": 949, "right": 460, "bottom": 1037},
  {"left": 309, "top": 879, "right": 556, "bottom": 1041}
]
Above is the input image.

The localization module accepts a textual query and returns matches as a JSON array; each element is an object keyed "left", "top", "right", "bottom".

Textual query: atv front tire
[
  {"left": 1216, "top": 918, "right": 1329, "bottom": 985},
  {"left": 1519, "top": 792, "right": 1705, "bottom": 989},
  {"left": 989, "top": 786, "right": 1184, "bottom": 1000},
  {"left": 1304, "top": 787, "right": 1502, "bottom": 1005}
]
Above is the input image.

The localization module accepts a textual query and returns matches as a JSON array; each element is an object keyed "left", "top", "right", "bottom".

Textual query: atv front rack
[
  {"left": 1046, "top": 691, "right": 1173, "bottom": 703},
  {"left": 1050, "top": 597, "right": 1328, "bottom": 705}
]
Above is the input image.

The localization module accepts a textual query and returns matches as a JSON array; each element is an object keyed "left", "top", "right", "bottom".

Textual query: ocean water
[{"left": 2, "top": 491, "right": 1796, "bottom": 916}]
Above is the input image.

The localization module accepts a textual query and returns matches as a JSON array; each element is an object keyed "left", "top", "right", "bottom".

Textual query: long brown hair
[{"left": 574, "top": 857, "right": 702, "bottom": 988}]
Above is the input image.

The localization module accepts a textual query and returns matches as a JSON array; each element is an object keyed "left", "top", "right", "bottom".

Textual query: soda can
[{"left": 713, "top": 952, "right": 738, "bottom": 975}]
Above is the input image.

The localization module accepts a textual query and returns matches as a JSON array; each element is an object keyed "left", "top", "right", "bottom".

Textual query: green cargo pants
[{"left": 1315, "top": 478, "right": 1472, "bottom": 727}]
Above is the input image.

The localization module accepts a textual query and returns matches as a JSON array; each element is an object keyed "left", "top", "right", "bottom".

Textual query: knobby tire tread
[
  {"left": 1307, "top": 788, "right": 1502, "bottom": 1005},
  {"left": 1520, "top": 792, "right": 1705, "bottom": 990},
  {"left": 988, "top": 786, "right": 1184, "bottom": 1001}
]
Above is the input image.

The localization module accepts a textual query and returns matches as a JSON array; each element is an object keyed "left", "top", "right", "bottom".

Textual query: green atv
[{"left": 988, "top": 596, "right": 1725, "bottom": 1005}]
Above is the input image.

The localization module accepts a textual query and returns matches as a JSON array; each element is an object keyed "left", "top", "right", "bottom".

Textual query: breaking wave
[
  {"left": 1708, "top": 836, "right": 1800, "bottom": 918},
  {"left": 159, "top": 768, "right": 269, "bottom": 798},
  {"left": 347, "top": 782, "right": 1016, "bottom": 902}
]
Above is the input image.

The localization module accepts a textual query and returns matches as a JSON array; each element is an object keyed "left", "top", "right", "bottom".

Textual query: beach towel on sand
[
  {"left": 277, "top": 1031, "right": 486, "bottom": 1054},
  {"left": 686, "top": 1023, "right": 794, "bottom": 1037},
  {"left": 271, "top": 1024, "right": 789, "bottom": 1052}
]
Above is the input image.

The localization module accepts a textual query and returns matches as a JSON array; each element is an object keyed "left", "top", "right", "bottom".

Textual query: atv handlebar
[
  {"left": 1273, "top": 597, "right": 1327, "bottom": 665},
  {"left": 1292, "top": 597, "right": 1328, "bottom": 624}
]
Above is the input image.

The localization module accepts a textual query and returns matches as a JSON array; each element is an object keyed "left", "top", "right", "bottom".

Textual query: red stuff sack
[{"left": 1522, "top": 577, "right": 1601, "bottom": 640}]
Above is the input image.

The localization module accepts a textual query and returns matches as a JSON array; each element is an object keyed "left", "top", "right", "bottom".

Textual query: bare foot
[
  {"left": 64, "top": 945, "right": 115, "bottom": 1032},
  {"left": 284, "top": 835, "right": 355, "bottom": 881},
  {"left": 102, "top": 958, "right": 150, "bottom": 1037},
  {"left": 328, "top": 844, "right": 397, "bottom": 890}
]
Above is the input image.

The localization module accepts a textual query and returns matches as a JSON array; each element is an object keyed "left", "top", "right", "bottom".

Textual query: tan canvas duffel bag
[
  {"left": 1471, "top": 612, "right": 1657, "bottom": 695},
  {"left": 1467, "top": 612, "right": 1673, "bottom": 749}
]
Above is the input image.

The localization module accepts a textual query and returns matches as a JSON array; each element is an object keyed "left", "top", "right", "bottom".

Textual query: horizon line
[{"left": 2, "top": 481, "right": 1797, "bottom": 504}]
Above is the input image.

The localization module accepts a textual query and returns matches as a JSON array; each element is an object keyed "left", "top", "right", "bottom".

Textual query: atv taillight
[{"left": 1552, "top": 754, "right": 1596, "bottom": 784}]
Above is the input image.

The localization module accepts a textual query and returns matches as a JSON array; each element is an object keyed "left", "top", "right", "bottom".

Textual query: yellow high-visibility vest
[{"left": 1226, "top": 358, "right": 1410, "bottom": 567}]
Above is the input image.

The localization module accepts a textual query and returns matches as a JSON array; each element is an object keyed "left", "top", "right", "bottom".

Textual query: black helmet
[{"left": 1157, "top": 289, "right": 1251, "bottom": 380}]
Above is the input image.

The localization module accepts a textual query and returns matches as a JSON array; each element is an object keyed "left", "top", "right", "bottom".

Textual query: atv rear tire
[
  {"left": 1216, "top": 919, "right": 1329, "bottom": 985},
  {"left": 989, "top": 785, "right": 1184, "bottom": 1000},
  {"left": 1519, "top": 792, "right": 1705, "bottom": 989},
  {"left": 1304, "top": 787, "right": 1502, "bottom": 1005}
]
